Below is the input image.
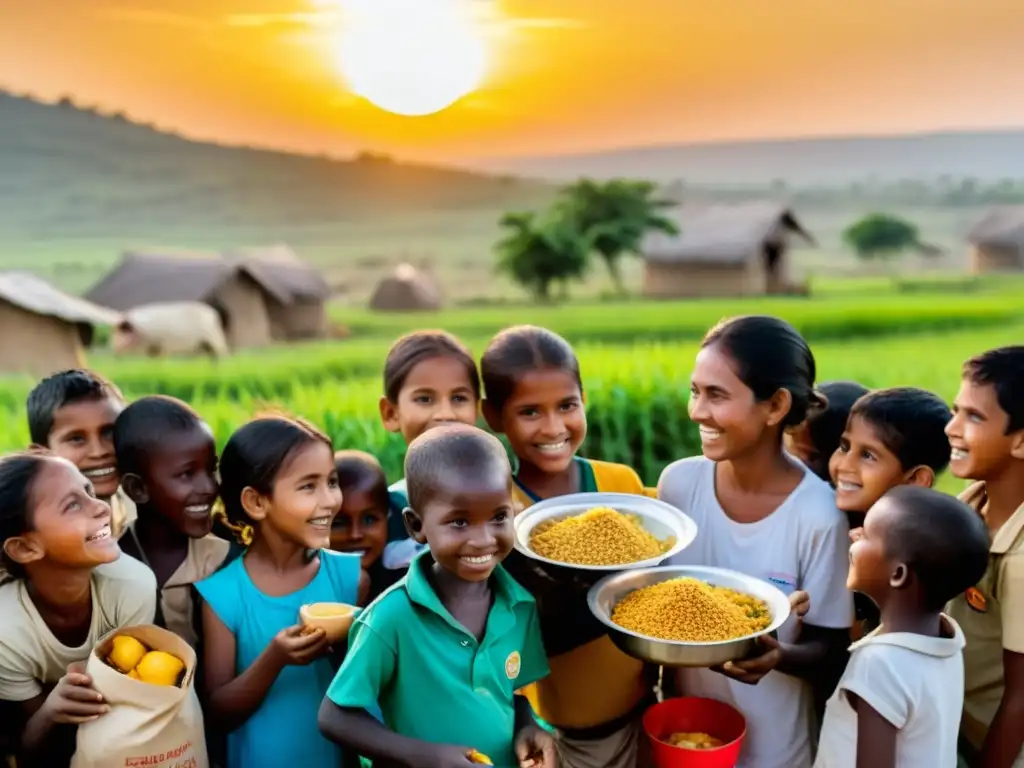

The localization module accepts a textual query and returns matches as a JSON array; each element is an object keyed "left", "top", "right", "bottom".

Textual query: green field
[{"left": 1, "top": 285, "right": 1019, "bottom": 497}]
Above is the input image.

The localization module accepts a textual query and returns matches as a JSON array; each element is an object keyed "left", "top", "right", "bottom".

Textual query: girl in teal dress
[{"left": 198, "top": 415, "right": 366, "bottom": 768}]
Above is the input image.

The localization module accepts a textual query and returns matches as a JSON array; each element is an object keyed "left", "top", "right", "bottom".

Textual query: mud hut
[
  {"left": 369, "top": 264, "right": 442, "bottom": 312},
  {"left": 224, "top": 245, "right": 331, "bottom": 340},
  {"left": 640, "top": 202, "right": 814, "bottom": 298},
  {"left": 0, "top": 272, "right": 121, "bottom": 376},
  {"left": 966, "top": 207, "right": 1024, "bottom": 274},
  {"left": 85, "top": 251, "right": 276, "bottom": 349}
]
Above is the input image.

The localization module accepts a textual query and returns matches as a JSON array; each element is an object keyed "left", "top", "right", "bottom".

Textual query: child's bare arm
[
  {"left": 201, "top": 600, "right": 328, "bottom": 731},
  {"left": 979, "top": 650, "right": 1024, "bottom": 768},
  {"left": 18, "top": 663, "right": 107, "bottom": 765},
  {"left": 850, "top": 692, "right": 897, "bottom": 768},
  {"left": 317, "top": 701, "right": 476, "bottom": 768}
]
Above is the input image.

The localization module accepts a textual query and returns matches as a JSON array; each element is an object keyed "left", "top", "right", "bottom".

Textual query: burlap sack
[{"left": 71, "top": 625, "right": 208, "bottom": 768}]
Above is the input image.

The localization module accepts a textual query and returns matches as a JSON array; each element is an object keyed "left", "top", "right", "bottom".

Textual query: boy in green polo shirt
[
  {"left": 319, "top": 424, "right": 555, "bottom": 768},
  {"left": 945, "top": 346, "right": 1024, "bottom": 768}
]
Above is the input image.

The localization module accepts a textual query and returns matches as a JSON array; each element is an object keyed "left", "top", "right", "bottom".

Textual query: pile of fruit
[{"left": 105, "top": 634, "right": 186, "bottom": 687}]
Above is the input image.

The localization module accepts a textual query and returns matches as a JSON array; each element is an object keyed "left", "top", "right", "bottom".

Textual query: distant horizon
[{"left": 7, "top": 85, "right": 1024, "bottom": 169}]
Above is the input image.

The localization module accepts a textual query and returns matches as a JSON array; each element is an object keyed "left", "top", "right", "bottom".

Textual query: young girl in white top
[
  {"left": 658, "top": 315, "right": 854, "bottom": 768},
  {"left": 816, "top": 486, "right": 988, "bottom": 768}
]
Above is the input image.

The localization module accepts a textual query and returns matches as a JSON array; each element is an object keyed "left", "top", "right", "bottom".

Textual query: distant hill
[
  {"left": 469, "top": 130, "right": 1024, "bottom": 185},
  {"left": 0, "top": 90, "right": 547, "bottom": 245}
]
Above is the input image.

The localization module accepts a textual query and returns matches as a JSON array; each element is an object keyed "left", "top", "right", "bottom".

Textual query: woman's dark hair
[
  {"left": 215, "top": 414, "right": 332, "bottom": 544},
  {"left": 383, "top": 330, "right": 480, "bottom": 403},
  {"left": 702, "top": 315, "right": 824, "bottom": 429},
  {"left": 480, "top": 325, "right": 582, "bottom": 409},
  {"left": 0, "top": 450, "right": 56, "bottom": 580}
]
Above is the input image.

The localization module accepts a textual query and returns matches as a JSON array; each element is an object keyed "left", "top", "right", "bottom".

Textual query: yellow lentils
[
  {"left": 611, "top": 577, "right": 772, "bottom": 642},
  {"left": 528, "top": 507, "right": 673, "bottom": 566}
]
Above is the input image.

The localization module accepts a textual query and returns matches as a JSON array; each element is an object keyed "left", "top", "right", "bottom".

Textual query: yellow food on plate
[
  {"left": 107, "top": 634, "right": 148, "bottom": 673},
  {"left": 611, "top": 577, "right": 772, "bottom": 642},
  {"left": 127, "top": 668, "right": 142, "bottom": 681},
  {"left": 528, "top": 507, "right": 674, "bottom": 566},
  {"left": 666, "top": 732, "right": 724, "bottom": 749},
  {"left": 135, "top": 650, "right": 186, "bottom": 686},
  {"left": 466, "top": 750, "right": 493, "bottom": 764}
]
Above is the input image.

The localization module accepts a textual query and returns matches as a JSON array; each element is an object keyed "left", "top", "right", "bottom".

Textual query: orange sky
[{"left": 3, "top": 0, "right": 1024, "bottom": 162}]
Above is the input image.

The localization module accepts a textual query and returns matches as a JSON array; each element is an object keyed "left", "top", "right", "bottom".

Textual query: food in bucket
[
  {"left": 466, "top": 750, "right": 492, "bottom": 764},
  {"left": 104, "top": 635, "right": 186, "bottom": 686},
  {"left": 665, "top": 732, "right": 724, "bottom": 749},
  {"left": 528, "top": 507, "right": 675, "bottom": 565},
  {"left": 611, "top": 577, "right": 771, "bottom": 642}
]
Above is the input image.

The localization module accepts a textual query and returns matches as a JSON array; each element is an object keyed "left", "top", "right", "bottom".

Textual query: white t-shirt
[
  {"left": 658, "top": 455, "right": 854, "bottom": 768},
  {"left": 815, "top": 617, "right": 966, "bottom": 768},
  {"left": 0, "top": 553, "right": 156, "bottom": 701}
]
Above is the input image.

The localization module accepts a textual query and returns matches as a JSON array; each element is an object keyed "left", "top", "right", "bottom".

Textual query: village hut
[
  {"left": 966, "top": 207, "right": 1024, "bottom": 274},
  {"left": 224, "top": 245, "right": 332, "bottom": 340},
  {"left": 369, "top": 264, "right": 443, "bottom": 312},
  {"left": 85, "top": 251, "right": 276, "bottom": 349},
  {"left": 640, "top": 202, "right": 815, "bottom": 298},
  {"left": 0, "top": 272, "right": 121, "bottom": 377}
]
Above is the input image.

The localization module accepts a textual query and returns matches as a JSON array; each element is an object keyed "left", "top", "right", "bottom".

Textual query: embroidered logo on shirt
[
  {"left": 965, "top": 586, "right": 987, "bottom": 613},
  {"left": 505, "top": 651, "right": 521, "bottom": 680}
]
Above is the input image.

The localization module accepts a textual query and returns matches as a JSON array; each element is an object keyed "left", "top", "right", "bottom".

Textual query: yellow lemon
[
  {"left": 107, "top": 635, "right": 148, "bottom": 673},
  {"left": 135, "top": 651, "right": 185, "bottom": 687},
  {"left": 467, "top": 751, "right": 492, "bottom": 765},
  {"left": 127, "top": 668, "right": 142, "bottom": 681}
]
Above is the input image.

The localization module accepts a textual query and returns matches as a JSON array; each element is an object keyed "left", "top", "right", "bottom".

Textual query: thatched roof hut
[
  {"left": 967, "top": 207, "right": 1024, "bottom": 274},
  {"left": 641, "top": 202, "right": 814, "bottom": 298},
  {"left": 369, "top": 264, "right": 442, "bottom": 312},
  {"left": 0, "top": 272, "right": 121, "bottom": 376}
]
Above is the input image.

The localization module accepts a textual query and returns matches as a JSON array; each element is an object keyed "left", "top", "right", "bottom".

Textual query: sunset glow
[{"left": 333, "top": 0, "right": 488, "bottom": 117}]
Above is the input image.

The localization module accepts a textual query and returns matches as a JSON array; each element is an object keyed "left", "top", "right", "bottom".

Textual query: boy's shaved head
[
  {"left": 879, "top": 486, "right": 989, "bottom": 612},
  {"left": 404, "top": 424, "right": 511, "bottom": 511},
  {"left": 334, "top": 450, "right": 388, "bottom": 499}
]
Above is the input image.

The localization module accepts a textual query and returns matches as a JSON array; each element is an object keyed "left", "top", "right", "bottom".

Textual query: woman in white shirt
[{"left": 659, "top": 315, "right": 854, "bottom": 768}]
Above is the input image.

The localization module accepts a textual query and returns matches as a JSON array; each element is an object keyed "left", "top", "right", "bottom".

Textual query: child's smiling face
[
  {"left": 380, "top": 355, "right": 479, "bottom": 445},
  {"left": 408, "top": 470, "right": 514, "bottom": 583},
  {"left": 494, "top": 369, "right": 585, "bottom": 476},
  {"left": 330, "top": 485, "right": 389, "bottom": 568},
  {"left": 947, "top": 379, "right": 1022, "bottom": 481},
  {"left": 830, "top": 415, "right": 909, "bottom": 514},
  {"left": 846, "top": 497, "right": 900, "bottom": 604},
  {"left": 17, "top": 457, "right": 120, "bottom": 570},
  {"left": 131, "top": 424, "right": 220, "bottom": 539},
  {"left": 46, "top": 395, "right": 124, "bottom": 500}
]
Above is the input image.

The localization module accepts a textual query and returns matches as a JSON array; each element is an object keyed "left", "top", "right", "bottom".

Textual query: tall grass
[{"left": 1, "top": 324, "right": 1016, "bottom": 497}]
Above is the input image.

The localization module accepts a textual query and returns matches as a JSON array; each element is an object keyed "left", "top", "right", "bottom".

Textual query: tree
[
  {"left": 557, "top": 178, "right": 678, "bottom": 293},
  {"left": 494, "top": 212, "right": 590, "bottom": 302},
  {"left": 842, "top": 213, "right": 921, "bottom": 262}
]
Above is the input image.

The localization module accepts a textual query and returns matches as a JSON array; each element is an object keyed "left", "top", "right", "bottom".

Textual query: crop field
[{"left": 1, "top": 285, "right": 1020, "bottom": 497}]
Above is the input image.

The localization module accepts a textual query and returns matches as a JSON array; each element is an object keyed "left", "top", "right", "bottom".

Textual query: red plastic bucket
[{"left": 643, "top": 697, "right": 747, "bottom": 768}]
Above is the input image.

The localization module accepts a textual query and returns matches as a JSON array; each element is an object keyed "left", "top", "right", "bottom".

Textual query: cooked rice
[
  {"left": 611, "top": 577, "right": 772, "bottom": 642},
  {"left": 528, "top": 506, "right": 673, "bottom": 566}
]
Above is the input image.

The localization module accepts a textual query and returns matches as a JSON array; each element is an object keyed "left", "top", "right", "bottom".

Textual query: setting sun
[{"left": 334, "top": 0, "right": 488, "bottom": 117}]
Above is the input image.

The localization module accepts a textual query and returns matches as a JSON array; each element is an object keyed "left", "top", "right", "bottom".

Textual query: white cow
[{"left": 112, "top": 301, "right": 230, "bottom": 359}]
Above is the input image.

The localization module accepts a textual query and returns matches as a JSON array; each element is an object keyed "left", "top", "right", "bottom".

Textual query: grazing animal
[{"left": 112, "top": 301, "right": 230, "bottom": 359}]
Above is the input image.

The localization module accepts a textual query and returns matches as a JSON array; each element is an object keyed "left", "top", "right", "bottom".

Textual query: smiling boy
[
  {"left": 944, "top": 346, "right": 1024, "bottom": 768},
  {"left": 113, "top": 395, "right": 229, "bottom": 648},
  {"left": 26, "top": 369, "right": 136, "bottom": 538},
  {"left": 319, "top": 424, "right": 555, "bottom": 768}
]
